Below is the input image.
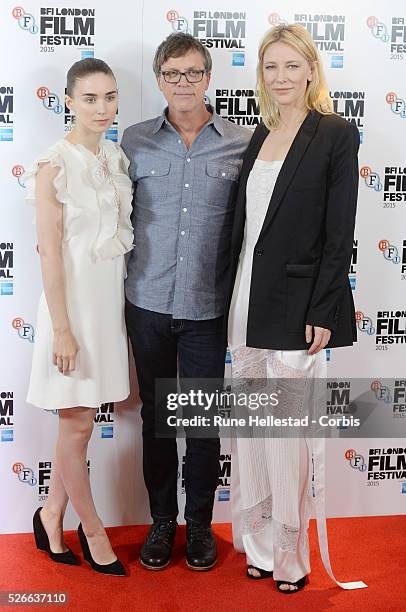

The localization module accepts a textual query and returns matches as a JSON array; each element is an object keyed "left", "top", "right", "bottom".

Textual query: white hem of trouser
[{"left": 311, "top": 436, "right": 367, "bottom": 589}]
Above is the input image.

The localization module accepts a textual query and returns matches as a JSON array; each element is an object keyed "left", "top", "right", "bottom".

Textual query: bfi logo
[{"left": 36, "top": 86, "right": 63, "bottom": 114}]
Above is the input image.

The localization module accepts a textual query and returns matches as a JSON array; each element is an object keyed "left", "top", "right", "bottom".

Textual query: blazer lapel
[{"left": 258, "top": 110, "right": 322, "bottom": 241}]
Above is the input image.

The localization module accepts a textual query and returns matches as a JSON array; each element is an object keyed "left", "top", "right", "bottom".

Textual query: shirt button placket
[{"left": 175, "top": 153, "right": 192, "bottom": 317}]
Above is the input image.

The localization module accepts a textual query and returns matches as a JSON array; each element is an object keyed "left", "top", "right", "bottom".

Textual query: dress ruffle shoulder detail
[{"left": 23, "top": 145, "right": 69, "bottom": 207}]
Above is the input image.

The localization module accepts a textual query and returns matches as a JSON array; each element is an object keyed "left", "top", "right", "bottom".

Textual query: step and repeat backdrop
[{"left": 1, "top": 0, "right": 405, "bottom": 533}]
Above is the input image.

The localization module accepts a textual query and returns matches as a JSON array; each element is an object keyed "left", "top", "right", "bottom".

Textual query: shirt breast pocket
[
  {"left": 135, "top": 157, "right": 171, "bottom": 203},
  {"left": 206, "top": 161, "right": 239, "bottom": 207}
]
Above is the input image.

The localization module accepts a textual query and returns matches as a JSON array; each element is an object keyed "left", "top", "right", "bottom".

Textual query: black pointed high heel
[
  {"left": 33, "top": 507, "right": 80, "bottom": 565},
  {"left": 78, "top": 523, "right": 126, "bottom": 576}
]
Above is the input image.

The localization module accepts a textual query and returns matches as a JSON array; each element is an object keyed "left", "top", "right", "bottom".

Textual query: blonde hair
[{"left": 257, "top": 24, "right": 333, "bottom": 130}]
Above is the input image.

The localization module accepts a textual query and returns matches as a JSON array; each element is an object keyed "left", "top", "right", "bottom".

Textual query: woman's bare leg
[{"left": 53, "top": 406, "right": 117, "bottom": 564}]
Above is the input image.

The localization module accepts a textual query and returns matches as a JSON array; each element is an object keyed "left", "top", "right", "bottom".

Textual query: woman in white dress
[
  {"left": 227, "top": 25, "right": 366, "bottom": 594},
  {"left": 24, "top": 58, "right": 133, "bottom": 576}
]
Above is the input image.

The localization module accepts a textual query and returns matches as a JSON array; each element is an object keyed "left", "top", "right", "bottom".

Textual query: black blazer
[{"left": 226, "top": 110, "right": 360, "bottom": 350}]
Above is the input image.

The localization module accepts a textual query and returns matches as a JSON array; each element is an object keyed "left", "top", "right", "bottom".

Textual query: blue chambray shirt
[{"left": 121, "top": 107, "right": 251, "bottom": 320}]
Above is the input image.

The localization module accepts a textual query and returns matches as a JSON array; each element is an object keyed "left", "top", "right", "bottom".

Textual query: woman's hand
[
  {"left": 52, "top": 329, "right": 79, "bottom": 374},
  {"left": 305, "top": 325, "right": 331, "bottom": 355}
]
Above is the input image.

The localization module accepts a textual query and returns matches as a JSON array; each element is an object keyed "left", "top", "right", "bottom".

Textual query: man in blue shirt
[{"left": 122, "top": 32, "right": 251, "bottom": 572}]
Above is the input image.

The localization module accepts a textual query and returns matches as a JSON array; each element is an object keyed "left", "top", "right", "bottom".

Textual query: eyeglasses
[{"left": 160, "top": 69, "right": 207, "bottom": 84}]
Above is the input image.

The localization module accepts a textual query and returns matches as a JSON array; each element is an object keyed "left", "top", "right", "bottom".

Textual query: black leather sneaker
[
  {"left": 140, "top": 520, "right": 177, "bottom": 570},
  {"left": 185, "top": 522, "right": 217, "bottom": 571}
]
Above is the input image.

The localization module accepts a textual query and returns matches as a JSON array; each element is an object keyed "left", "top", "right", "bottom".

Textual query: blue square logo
[
  {"left": 402, "top": 482, "right": 406, "bottom": 494},
  {"left": 1, "top": 282, "right": 13, "bottom": 295},
  {"left": 358, "top": 130, "right": 364, "bottom": 144},
  {"left": 325, "top": 348, "right": 331, "bottom": 362},
  {"left": 0, "top": 128, "right": 13, "bottom": 142},
  {"left": 331, "top": 55, "right": 344, "bottom": 69},
  {"left": 349, "top": 276, "right": 356, "bottom": 291},
  {"left": 232, "top": 53, "right": 245, "bottom": 67},
  {"left": 105, "top": 129, "right": 118, "bottom": 143},
  {"left": 218, "top": 488, "right": 230, "bottom": 502},
  {"left": 101, "top": 426, "right": 113, "bottom": 439},
  {"left": 1, "top": 429, "right": 14, "bottom": 442},
  {"left": 81, "top": 50, "right": 94, "bottom": 59}
]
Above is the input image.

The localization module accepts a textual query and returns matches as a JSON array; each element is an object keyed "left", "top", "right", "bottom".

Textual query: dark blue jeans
[{"left": 125, "top": 301, "right": 225, "bottom": 525}]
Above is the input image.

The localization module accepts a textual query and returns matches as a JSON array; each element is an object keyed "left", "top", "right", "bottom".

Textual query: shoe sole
[
  {"left": 35, "top": 543, "right": 48, "bottom": 552},
  {"left": 186, "top": 558, "right": 217, "bottom": 571},
  {"left": 140, "top": 557, "right": 170, "bottom": 571}
]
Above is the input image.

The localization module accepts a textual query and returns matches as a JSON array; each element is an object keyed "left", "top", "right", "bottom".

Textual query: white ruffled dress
[{"left": 24, "top": 138, "right": 134, "bottom": 410}]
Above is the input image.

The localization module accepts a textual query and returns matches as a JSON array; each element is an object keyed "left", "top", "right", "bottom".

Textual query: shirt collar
[{"left": 152, "top": 104, "right": 224, "bottom": 137}]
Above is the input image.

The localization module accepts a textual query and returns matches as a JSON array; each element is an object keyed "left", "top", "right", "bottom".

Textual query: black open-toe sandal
[
  {"left": 276, "top": 575, "right": 307, "bottom": 593},
  {"left": 246, "top": 565, "right": 273, "bottom": 579}
]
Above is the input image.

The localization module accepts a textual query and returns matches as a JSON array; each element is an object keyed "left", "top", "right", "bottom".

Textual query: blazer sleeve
[{"left": 305, "top": 121, "right": 360, "bottom": 332}]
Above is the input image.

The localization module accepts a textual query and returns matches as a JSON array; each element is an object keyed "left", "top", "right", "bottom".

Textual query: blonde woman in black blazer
[{"left": 227, "top": 25, "right": 366, "bottom": 594}]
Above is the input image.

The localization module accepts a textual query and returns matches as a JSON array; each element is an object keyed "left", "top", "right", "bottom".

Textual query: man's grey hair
[{"left": 153, "top": 32, "right": 212, "bottom": 76}]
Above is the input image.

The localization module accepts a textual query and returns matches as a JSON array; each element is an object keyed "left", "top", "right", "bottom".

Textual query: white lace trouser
[
  {"left": 231, "top": 349, "right": 315, "bottom": 583},
  {"left": 243, "top": 436, "right": 310, "bottom": 582},
  {"left": 231, "top": 348, "right": 367, "bottom": 590}
]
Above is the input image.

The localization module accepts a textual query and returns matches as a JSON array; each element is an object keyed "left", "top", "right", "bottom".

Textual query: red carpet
[{"left": 1, "top": 516, "right": 405, "bottom": 611}]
